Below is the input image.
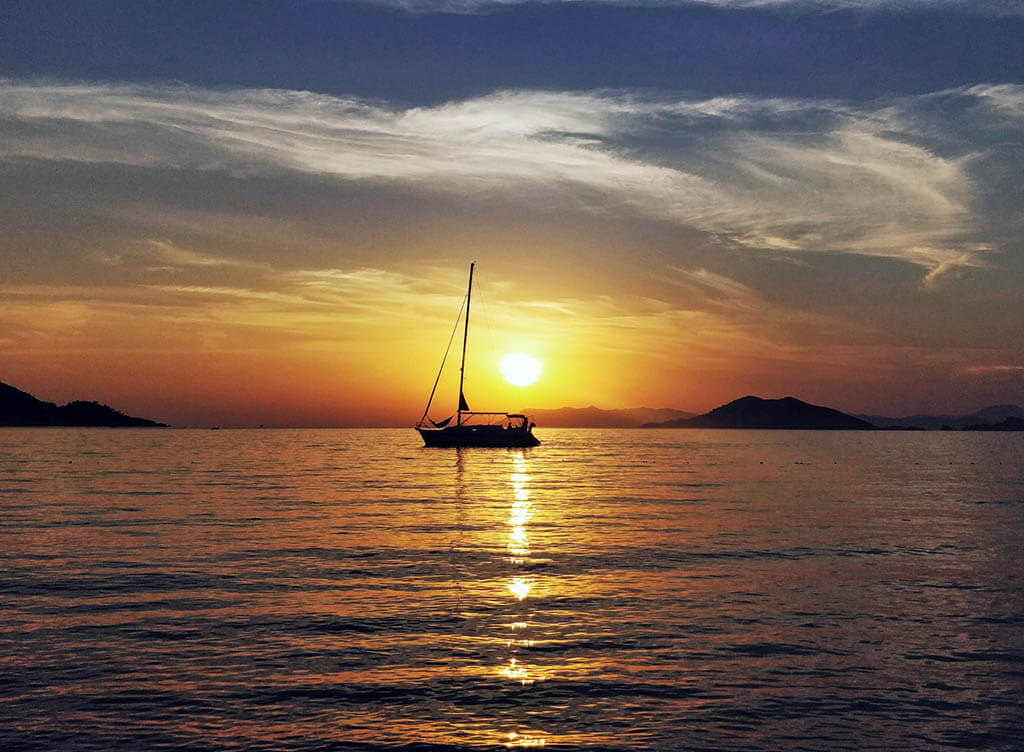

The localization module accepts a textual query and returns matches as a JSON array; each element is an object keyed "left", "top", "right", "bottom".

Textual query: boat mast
[{"left": 457, "top": 262, "right": 474, "bottom": 426}]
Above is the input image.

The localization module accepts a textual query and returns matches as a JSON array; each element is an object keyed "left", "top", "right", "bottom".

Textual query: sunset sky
[{"left": 2, "top": 0, "right": 1023, "bottom": 427}]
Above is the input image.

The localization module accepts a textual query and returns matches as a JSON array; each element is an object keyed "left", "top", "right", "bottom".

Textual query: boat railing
[
  {"left": 417, "top": 411, "right": 535, "bottom": 430},
  {"left": 460, "top": 411, "right": 513, "bottom": 426},
  {"left": 460, "top": 411, "right": 533, "bottom": 429}
]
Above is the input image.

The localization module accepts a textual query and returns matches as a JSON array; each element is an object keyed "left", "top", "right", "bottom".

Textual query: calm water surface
[{"left": 1, "top": 428, "right": 1023, "bottom": 750}]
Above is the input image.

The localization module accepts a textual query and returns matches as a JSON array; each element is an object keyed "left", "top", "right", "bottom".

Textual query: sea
[{"left": 1, "top": 428, "right": 1023, "bottom": 751}]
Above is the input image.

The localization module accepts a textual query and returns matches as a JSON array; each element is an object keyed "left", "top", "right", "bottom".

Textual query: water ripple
[{"left": 1, "top": 427, "right": 1022, "bottom": 751}]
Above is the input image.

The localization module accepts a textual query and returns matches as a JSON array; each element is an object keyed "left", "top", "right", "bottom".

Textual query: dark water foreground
[{"left": 1, "top": 428, "right": 1022, "bottom": 751}]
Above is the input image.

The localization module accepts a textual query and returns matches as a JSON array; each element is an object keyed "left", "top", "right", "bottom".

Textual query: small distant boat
[{"left": 416, "top": 263, "right": 540, "bottom": 448}]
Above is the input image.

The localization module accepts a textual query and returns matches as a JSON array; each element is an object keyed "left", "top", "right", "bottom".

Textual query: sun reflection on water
[
  {"left": 507, "top": 730, "right": 547, "bottom": 747},
  {"left": 500, "top": 452, "right": 547, "bottom": 745},
  {"left": 507, "top": 577, "right": 532, "bottom": 600}
]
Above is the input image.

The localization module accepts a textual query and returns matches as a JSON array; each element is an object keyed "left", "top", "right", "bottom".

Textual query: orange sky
[
  {"left": 3, "top": 81, "right": 1024, "bottom": 426},
  {"left": 4, "top": 250, "right": 1023, "bottom": 427}
]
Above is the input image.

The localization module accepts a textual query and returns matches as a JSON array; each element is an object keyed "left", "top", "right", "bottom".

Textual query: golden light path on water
[
  {"left": 444, "top": 448, "right": 566, "bottom": 748},
  {"left": 501, "top": 453, "right": 546, "bottom": 747}
]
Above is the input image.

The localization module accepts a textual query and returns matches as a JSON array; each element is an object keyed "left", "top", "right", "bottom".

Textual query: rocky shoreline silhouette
[{"left": 1, "top": 381, "right": 167, "bottom": 427}]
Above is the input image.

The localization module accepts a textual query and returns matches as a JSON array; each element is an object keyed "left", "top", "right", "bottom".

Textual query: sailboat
[{"left": 416, "top": 263, "right": 540, "bottom": 448}]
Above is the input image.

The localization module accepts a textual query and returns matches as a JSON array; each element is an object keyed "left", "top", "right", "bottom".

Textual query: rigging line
[{"left": 419, "top": 292, "right": 468, "bottom": 427}]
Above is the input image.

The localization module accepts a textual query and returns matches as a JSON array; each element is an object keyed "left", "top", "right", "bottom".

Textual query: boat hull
[{"left": 417, "top": 425, "right": 540, "bottom": 448}]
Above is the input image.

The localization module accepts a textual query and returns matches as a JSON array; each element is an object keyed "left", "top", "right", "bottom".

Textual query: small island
[
  {"left": 642, "top": 396, "right": 878, "bottom": 430},
  {"left": 0, "top": 381, "right": 167, "bottom": 427}
]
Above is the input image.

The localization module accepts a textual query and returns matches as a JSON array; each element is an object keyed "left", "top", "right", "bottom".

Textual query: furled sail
[{"left": 431, "top": 416, "right": 453, "bottom": 428}]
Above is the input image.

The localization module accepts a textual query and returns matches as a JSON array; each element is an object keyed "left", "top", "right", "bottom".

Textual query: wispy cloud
[
  {"left": 1, "top": 80, "right": 1018, "bottom": 282},
  {"left": 0, "top": 264, "right": 466, "bottom": 356},
  {"left": 667, "top": 267, "right": 761, "bottom": 307},
  {"left": 144, "top": 239, "right": 271, "bottom": 270},
  {"left": 958, "top": 364, "right": 1024, "bottom": 376},
  {"left": 967, "top": 83, "right": 1024, "bottom": 122}
]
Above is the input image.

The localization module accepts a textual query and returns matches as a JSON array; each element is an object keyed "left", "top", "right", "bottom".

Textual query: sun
[{"left": 499, "top": 352, "right": 542, "bottom": 387}]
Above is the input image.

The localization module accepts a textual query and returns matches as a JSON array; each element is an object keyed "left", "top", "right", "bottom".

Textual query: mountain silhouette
[
  {"left": 961, "top": 416, "right": 1024, "bottom": 431},
  {"left": 857, "top": 404, "right": 1024, "bottom": 430},
  {"left": 642, "top": 396, "right": 876, "bottom": 430},
  {"left": 522, "top": 405, "right": 693, "bottom": 428},
  {"left": 0, "top": 381, "right": 167, "bottom": 427}
]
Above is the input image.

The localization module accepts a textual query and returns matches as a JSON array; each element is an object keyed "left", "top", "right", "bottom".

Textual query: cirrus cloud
[{"left": 1, "top": 79, "right": 1019, "bottom": 282}]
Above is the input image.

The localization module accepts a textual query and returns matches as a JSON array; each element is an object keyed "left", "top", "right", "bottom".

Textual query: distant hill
[
  {"left": 856, "top": 404, "right": 1024, "bottom": 430},
  {"left": 0, "top": 381, "right": 167, "bottom": 427},
  {"left": 962, "top": 416, "right": 1024, "bottom": 431},
  {"left": 643, "top": 396, "right": 876, "bottom": 430},
  {"left": 522, "top": 405, "right": 693, "bottom": 428}
]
